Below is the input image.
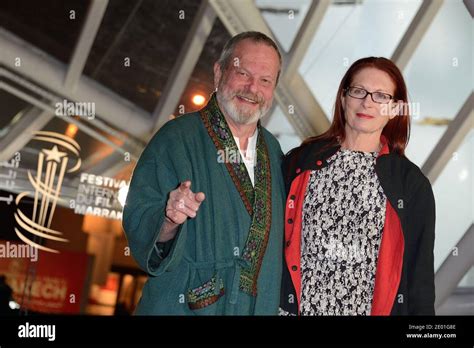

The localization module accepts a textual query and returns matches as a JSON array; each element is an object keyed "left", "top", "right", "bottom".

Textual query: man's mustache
[{"left": 232, "top": 91, "right": 265, "bottom": 106}]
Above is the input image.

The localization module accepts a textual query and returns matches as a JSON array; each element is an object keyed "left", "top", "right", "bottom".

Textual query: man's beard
[{"left": 216, "top": 84, "right": 272, "bottom": 125}]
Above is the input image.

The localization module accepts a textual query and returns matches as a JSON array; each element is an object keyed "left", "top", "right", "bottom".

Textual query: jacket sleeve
[
  {"left": 282, "top": 147, "right": 299, "bottom": 195},
  {"left": 122, "top": 126, "right": 190, "bottom": 277},
  {"left": 279, "top": 150, "right": 299, "bottom": 315},
  {"left": 408, "top": 178, "right": 436, "bottom": 315}
]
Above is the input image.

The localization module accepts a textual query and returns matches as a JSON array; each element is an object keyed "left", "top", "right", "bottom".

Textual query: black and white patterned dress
[{"left": 300, "top": 149, "right": 386, "bottom": 315}]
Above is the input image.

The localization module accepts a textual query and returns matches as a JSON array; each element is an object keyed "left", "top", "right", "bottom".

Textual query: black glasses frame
[{"left": 345, "top": 86, "right": 394, "bottom": 104}]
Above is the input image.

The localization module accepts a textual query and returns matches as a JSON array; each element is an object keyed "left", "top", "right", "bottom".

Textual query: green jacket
[{"left": 122, "top": 112, "right": 285, "bottom": 315}]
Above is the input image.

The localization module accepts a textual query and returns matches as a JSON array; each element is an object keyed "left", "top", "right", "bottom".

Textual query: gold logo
[{"left": 15, "top": 131, "right": 81, "bottom": 253}]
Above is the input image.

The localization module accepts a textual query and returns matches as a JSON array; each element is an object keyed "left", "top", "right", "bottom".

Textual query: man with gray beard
[{"left": 123, "top": 31, "right": 285, "bottom": 315}]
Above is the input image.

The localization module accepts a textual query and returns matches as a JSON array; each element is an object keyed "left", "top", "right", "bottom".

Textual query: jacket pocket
[{"left": 187, "top": 274, "right": 225, "bottom": 311}]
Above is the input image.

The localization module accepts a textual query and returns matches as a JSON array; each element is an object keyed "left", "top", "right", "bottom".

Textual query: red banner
[{"left": 0, "top": 241, "right": 92, "bottom": 314}]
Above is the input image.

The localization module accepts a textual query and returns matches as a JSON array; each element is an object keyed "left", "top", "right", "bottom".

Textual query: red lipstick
[{"left": 356, "top": 113, "right": 374, "bottom": 119}]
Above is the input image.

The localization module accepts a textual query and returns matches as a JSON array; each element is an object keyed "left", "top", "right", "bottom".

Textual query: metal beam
[
  {"left": 278, "top": 0, "right": 331, "bottom": 138},
  {"left": 0, "top": 28, "right": 152, "bottom": 138},
  {"left": 2, "top": 66, "right": 144, "bottom": 180},
  {"left": 435, "top": 287, "right": 474, "bottom": 315},
  {"left": 2, "top": 66, "right": 144, "bottom": 147},
  {"left": 0, "top": 81, "right": 138, "bottom": 160},
  {"left": 422, "top": 92, "right": 473, "bottom": 183},
  {"left": 283, "top": 0, "right": 330, "bottom": 81},
  {"left": 151, "top": 0, "right": 216, "bottom": 132},
  {"left": 64, "top": 0, "right": 109, "bottom": 90},
  {"left": 435, "top": 224, "right": 474, "bottom": 309},
  {"left": 0, "top": 107, "right": 54, "bottom": 162},
  {"left": 282, "top": 74, "right": 330, "bottom": 138},
  {"left": 463, "top": 0, "right": 474, "bottom": 17},
  {"left": 392, "top": 0, "right": 444, "bottom": 70}
]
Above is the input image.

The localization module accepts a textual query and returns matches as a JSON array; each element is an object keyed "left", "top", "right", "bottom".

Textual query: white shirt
[{"left": 233, "top": 128, "right": 258, "bottom": 186}]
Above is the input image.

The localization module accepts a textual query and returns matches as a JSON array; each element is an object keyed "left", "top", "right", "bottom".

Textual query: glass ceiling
[
  {"left": 299, "top": 0, "right": 422, "bottom": 119},
  {"left": 404, "top": 0, "right": 473, "bottom": 167},
  {"left": 177, "top": 18, "right": 230, "bottom": 116},
  {"left": 256, "top": 0, "right": 312, "bottom": 52},
  {"left": 83, "top": 0, "right": 203, "bottom": 113},
  {"left": 0, "top": 0, "right": 90, "bottom": 63}
]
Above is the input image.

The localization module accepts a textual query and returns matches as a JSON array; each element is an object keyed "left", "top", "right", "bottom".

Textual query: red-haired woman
[{"left": 280, "top": 57, "right": 435, "bottom": 316}]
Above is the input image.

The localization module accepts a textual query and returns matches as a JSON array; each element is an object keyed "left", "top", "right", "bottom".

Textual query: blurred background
[{"left": 0, "top": 0, "right": 472, "bottom": 315}]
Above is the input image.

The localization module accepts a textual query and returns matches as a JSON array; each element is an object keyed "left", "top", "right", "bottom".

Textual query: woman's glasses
[{"left": 345, "top": 86, "right": 394, "bottom": 104}]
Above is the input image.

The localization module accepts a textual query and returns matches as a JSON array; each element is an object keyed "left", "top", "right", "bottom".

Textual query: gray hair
[{"left": 217, "top": 31, "right": 282, "bottom": 85}]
